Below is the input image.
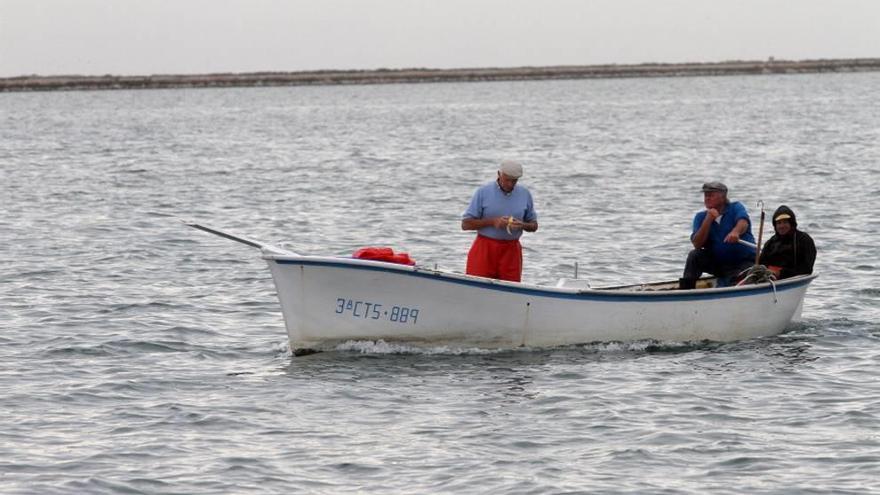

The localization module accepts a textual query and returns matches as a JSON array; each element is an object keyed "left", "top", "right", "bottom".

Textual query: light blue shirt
[{"left": 463, "top": 181, "right": 537, "bottom": 240}]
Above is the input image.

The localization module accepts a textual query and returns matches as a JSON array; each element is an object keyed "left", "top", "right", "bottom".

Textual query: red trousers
[{"left": 466, "top": 234, "right": 523, "bottom": 282}]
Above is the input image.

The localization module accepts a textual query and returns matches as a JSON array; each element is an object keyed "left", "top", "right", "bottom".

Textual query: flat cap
[
  {"left": 499, "top": 160, "right": 523, "bottom": 179},
  {"left": 701, "top": 181, "right": 728, "bottom": 194}
]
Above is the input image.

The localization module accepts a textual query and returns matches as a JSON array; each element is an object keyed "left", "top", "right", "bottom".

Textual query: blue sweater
[{"left": 691, "top": 201, "right": 756, "bottom": 265}]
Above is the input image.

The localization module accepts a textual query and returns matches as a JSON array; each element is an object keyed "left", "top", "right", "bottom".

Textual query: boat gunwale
[{"left": 263, "top": 253, "right": 817, "bottom": 302}]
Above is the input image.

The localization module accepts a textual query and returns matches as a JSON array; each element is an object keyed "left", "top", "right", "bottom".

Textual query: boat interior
[{"left": 555, "top": 277, "right": 718, "bottom": 292}]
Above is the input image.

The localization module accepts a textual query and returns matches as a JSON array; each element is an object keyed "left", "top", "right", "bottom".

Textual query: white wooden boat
[{"left": 188, "top": 223, "right": 817, "bottom": 354}]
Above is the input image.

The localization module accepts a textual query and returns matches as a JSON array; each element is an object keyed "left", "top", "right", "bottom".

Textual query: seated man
[
  {"left": 759, "top": 205, "right": 816, "bottom": 279},
  {"left": 679, "top": 181, "right": 756, "bottom": 289}
]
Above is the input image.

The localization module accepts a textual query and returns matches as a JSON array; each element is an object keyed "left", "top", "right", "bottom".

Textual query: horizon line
[
  {"left": 4, "top": 56, "right": 880, "bottom": 79},
  {"left": 3, "top": 57, "right": 878, "bottom": 93}
]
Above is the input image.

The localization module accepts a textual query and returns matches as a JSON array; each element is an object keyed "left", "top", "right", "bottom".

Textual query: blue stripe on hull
[{"left": 271, "top": 258, "right": 815, "bottom": 303}]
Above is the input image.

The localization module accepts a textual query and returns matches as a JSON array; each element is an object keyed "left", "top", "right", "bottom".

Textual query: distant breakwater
[{"left": 2, "top": 58, "right": 879, "bottom": 93}]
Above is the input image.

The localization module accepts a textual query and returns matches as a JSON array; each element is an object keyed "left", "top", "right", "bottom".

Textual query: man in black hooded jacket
[{"left": 758, "top": 205, "right": 816, "bottom": 279}]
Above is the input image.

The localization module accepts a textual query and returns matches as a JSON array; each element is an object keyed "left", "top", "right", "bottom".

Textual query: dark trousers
[{"left": 681, "top": 249, "right": 753, "bottom": 288}]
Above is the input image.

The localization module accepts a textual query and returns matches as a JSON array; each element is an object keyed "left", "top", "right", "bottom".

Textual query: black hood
[{"left": 772, "top": 205, "right": 798, "bottom": 232}]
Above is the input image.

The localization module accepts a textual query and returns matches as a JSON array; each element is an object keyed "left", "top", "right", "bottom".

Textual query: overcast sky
[{"left": 1, "top": 0, "right": 878, "bottom": 77}]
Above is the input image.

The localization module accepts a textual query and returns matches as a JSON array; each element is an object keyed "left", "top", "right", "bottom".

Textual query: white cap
[{"left": 499, "top": 160, "right": 523, "bottom": 179}]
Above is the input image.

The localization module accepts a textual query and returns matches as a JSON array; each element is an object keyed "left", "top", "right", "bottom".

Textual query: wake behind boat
[{"left": 187, "top": 223, "right": 816, "bottom": 355}]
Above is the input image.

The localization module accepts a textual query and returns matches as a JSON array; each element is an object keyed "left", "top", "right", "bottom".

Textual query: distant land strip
[{"left": 2, "top": 58, "right": 879, "bottom": 93}]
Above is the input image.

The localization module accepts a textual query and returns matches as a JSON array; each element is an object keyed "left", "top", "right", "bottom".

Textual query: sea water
[{"left": 2, "top": 73, "right": 879, "bottom": 494}]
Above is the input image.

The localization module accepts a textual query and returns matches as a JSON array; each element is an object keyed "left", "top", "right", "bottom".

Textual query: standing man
[
  {"left": 759, "top": 205, "right": 816, "bottom": 279},
  {"left": 462, "top": 160, "right": 538, "bottom": 282},
  {"left": 679, "top": 181, "right": 756, "bottom": 289}
]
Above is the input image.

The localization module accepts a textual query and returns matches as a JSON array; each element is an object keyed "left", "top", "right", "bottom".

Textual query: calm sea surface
[{"left": 2, "top": 73, "right": 879, "bottom": 494}]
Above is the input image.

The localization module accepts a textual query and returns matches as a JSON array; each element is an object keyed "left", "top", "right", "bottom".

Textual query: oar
[
  {"left": 738, "top": 239, "right": 757, "bottom": 249},
  {"left": 183, "top": 220, "right": 265, "bottom": 249},
  {"left": 183, "top": 220, "right": 300, "bottom": 255}
]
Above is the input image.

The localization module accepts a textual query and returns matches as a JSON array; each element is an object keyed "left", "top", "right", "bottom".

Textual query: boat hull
[{"left": 265, "top": 254, "right": 816, "bottom": 352}]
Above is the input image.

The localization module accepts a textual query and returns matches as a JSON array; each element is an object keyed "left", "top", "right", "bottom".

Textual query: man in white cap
[{"left": 461, "top": 160, "right": 538, "bottom": 282}]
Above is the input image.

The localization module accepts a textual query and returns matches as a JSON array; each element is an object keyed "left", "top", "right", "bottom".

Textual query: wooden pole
[{"left": 754, "top": 201, "right": 765, "bottom": 265}]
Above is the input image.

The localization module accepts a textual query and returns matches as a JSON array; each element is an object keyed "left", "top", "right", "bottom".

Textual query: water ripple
[{"left": 2, "top": 74, "right": 880, "bottom": 494}]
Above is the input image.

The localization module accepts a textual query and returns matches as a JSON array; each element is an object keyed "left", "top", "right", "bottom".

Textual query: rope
[{"left": 736, "top": 265, "right": 778, "bottom": 303}]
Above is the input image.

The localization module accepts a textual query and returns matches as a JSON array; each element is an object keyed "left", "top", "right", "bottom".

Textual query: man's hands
[
  {"left": 693, "top": 211, "right": 749, "bottom": 247},
  {"left": 706, "top": 208, "right": 721, "bottom": 222},
  {"left": 724, "top": 218, "right": 750, "bottom": 244},
  {"left": 462, "top": 216, "right": 537, "bottom": 233},
  {"left": 493, "top": 216, "right": 523, "bottom": 232},
  {"left": 704, "top": 208, "right": 742, "bottom": 243},
  {"left": 724, "top": 231, "right": 741, "bottom": 243}
]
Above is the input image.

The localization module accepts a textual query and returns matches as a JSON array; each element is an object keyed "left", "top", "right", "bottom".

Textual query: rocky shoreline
[{"left": 2, "top": 58, "right": 879, "bottom": 92}]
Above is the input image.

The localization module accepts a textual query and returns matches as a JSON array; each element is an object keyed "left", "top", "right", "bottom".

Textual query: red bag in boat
[{"left": 353, "top": 247, "right": 415, "bottom": 266}]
